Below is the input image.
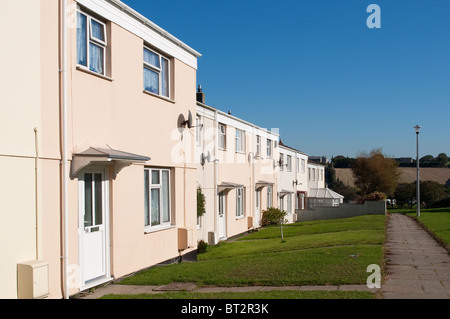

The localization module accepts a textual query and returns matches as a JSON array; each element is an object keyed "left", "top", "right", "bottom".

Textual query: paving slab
[{"left": 381, "top": 214, "right": 450, "bottom": 299}]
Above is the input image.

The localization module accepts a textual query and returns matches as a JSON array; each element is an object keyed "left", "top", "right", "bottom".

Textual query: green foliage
[
  {"left": 197, "top": 187, "right": 206, "bottom": 218},
  {"left": 261, "top": 207, "right": 287, "bottom": 226},
  {"left": 363, "top": 191, "right": 387, "bottom": 201},
  {"left": 197, "top": 240, "right": 208, "bottom": 254},
  {"left": 352, "top": 148, "right": 400, "bottom": 197}
]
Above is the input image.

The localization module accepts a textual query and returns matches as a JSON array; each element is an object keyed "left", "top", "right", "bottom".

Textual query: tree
[
  {"left": 394, "top": 183, "right": 415, "bottom": 208},
  {"left": 352, "top": 148, "right": 400, "bottom": 197},
  {"left": 420, "top": 181, "right": 447, "bottom": 207},
  {"left": 435, "top": 153, "right": 449, "bottom": 167}
]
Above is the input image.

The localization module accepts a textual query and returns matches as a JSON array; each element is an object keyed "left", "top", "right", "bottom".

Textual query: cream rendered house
[
  {"left": 277, "top": 142, "right": 309, "bottom": 223},
  {"left": 195, "top": 90, "right": 279, "bottom": 244},
  {"left": 0, "top": 0, "right": 201, "bottom": 299}
]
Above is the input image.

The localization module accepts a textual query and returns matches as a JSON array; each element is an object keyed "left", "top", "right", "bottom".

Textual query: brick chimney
[{"left": 196, "top": 85, "right": 205, "bottom": 104}]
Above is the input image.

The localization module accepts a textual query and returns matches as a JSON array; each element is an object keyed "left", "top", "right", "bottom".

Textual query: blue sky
[{"left": 123, "top": 0, "right": 449, "bottom": 159}]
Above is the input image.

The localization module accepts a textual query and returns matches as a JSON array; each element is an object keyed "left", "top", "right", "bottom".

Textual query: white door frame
[
  {"left": 78, "top": 167, "right": 111, "bottom": 290},
  {"left": 218, "top": 191, "right": 226, "bottom": 240},
  {"left": 255, "top": 190, "right": 261, "bottom": 227}
]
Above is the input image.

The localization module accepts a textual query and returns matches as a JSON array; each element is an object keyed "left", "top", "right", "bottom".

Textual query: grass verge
[{"left": 118, "top": 215, "right": 385, "bottom": 289}]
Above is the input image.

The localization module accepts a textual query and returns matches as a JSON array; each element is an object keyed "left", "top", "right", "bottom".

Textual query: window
[
  {"left": 235, "top": 129, "right": 245, "bottom": 153},
  {"left": 144, "top": 47, "right": 170, "bottom": 98},
  {"left": 279, "top": 153, "right": 284, "bottom": 171},
  {"left": 267, "top": 186, "right": 272, "bottom": 208},
  {"left": 312, "top": 168, "right": 316, "bottom": 181},
  {"left": 256, "top": 135, "right": 261, "bottom": 156},
  {"left": 218, "top": 124, "right": 226, "bottom": 150},
  {"left": 301, "top": 159, "right": 306, "bottom": 173},
  {"left": 287, "top": 155, "right": 292, "bottom": 172},
  {"left": 236, "top": 188, "right": 244, "bottom": 218},
  {"left": 144, "top": 168, "right": 171, "bottom": 229},
  {"left": 266, "top": 139, "right": 272, "bottom": 158},
  {"left": 77, "top": 11, "right": 107, "bottom": 75}
]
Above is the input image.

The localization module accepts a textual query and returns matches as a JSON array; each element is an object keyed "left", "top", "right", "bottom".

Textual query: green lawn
[
  {"left": 389, "top": 207, "right": 450, "bottom": 246},
  {"left": 118, "top": 215, "right": 385, "bottom": 289}
]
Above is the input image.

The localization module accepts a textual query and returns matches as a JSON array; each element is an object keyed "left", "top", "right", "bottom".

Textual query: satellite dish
[
  {"left": 177, "top": 113, "right": 186, "bottom": 133},
  {"left": 201, "top": 153, "right": 206, "bottom": 166},
  {"left": 186, "top": 110, "right": 193, "bottom": 129}
]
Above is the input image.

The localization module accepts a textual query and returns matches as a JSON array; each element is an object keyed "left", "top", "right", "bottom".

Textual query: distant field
[{"left": 335, "top": 167, "right": 450, "bottom": 186}]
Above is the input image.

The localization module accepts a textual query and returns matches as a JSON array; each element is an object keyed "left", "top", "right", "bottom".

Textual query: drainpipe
[
  {"left": 213, "top": 108, "right": 218, "bottom": 242},
  {"left": 34, "top": 128, "right": 39, "bottom": 260},
  {"left": 60, "top": 0, "right": 69, "bottom": 300}
]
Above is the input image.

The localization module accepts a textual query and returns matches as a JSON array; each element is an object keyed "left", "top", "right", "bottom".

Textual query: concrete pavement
[{"left": 381, "top": 213, "right": 450, "bottom": 299}]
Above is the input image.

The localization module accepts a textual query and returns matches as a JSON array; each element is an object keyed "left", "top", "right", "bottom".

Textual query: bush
[
  {"left": 261, "top": 207, "right": 287, "bottom": 226},
  {"left": 364, "top": 191, "right": 387, "bottom": 201},
  {"left": 197, "top": 240, "right": 208, "bottom": 254}
]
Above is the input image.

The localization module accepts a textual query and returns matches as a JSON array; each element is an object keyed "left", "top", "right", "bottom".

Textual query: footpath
[
  {"left": 382, "top": 213, "right": 450, "bottom": 299},
  {"left": 77, "top": 213, "right": 449, "bottom": 299}
]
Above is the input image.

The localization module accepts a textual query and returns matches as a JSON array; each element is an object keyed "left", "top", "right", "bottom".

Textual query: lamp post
[{"left": 414, "top": 125, "right": 421, "bottom": 217}]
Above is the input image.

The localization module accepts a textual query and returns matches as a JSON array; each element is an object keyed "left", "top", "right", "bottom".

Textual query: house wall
[
  {"left": 0, "top": 0, "right": 62, "bottom": 299},
  {"left": 307, "top": 162, "right": 326, "bottom": 191},
  {"left": 0, "top": 0, "right": 199, "bottom": 299},
  {"left": 65, "top": 0, "right": 199, "bottom": 295},
  {"left": 196, "top": 104, "right": 279, "bottom": 243}
]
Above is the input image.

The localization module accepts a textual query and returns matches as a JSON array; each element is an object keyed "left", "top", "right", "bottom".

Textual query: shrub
[
  {"left": 197, "top": 240, "right": 208, "bottom": 254},
  {"left": 197, "top": 187, "right": 206, "bottom": 217},
  {"left": 364, "top": 191, "right": 387, "bottom": 201},
  {"left": 261, "top": 207, "right": 287, "bottom": 226}
]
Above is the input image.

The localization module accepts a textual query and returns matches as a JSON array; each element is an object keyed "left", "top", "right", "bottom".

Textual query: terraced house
[
  {"left": 0, "top": 0, "right": 201, "bottom": 299},
  {"left": 195, "top": 90, "right": 280, "bottom": 244}
]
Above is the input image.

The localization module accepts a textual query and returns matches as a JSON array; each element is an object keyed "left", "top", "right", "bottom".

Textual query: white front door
[
  {"left": 79, "top": 169, "right": 109, "bottom": 287},
  {"left": 255, "top": 190, "right": 261, "bottom": 226},
  {"left": 218, "top": 192, "right": 226, "bottom": 239}
]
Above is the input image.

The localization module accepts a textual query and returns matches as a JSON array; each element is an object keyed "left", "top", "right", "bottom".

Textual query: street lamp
[{"left": 414, "top": 125, "right": 421, "bottom": 217}]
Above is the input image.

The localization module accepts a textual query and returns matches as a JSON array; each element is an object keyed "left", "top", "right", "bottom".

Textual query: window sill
[
  {"left": 144, "top": 224, "right": 175, "bottom": 234},
  {"left": 76, "top": 65, "right": 114, "bottom": 82},
  {"left": 143, "top": 90, "right": 175, "bottom": 104},
  {"left": 236, "top": 215, "right": 245, "bottom": 220}
]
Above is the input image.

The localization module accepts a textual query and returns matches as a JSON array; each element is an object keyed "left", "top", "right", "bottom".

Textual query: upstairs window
[
  {"left": 144, "top": 47, "right": 170, "bottom": 98},
  {"left": 235, "top": 129, "right": 245, "bottom": 153},
  {"left": 267, "top": 139, "right": 272, "bottom": 158},
  {"left": 77, "top": 11, "right": 107, "bottom": 75},
  {"left": 218, "top": 124, "right": 226, "bottom": 150}
]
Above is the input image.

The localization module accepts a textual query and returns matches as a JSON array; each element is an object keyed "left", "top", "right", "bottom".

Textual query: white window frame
[
  {"left": 236, "top": 187, "right": 245, "bottom": 218},
  {"left": 218, "top": 123, "right": 226, "bottom": 150},
  {"left": 296, "top": 158, "right": 299, "bottom": 173},
  {"left": 143, "top": 46, "right": 171, "bottom": 98},
  {"left": 266, "top": 139, "right": 272, "bottom": 158},
  {"left": 301, "top": 159, "right": 306, "bottom": 173},
  {"left": 144, "top": 168, "right": 171, "bottom": 232},
  {"left": 256, "top": 135, "right": 261, "bottom": 156},
  {"left": 235, "top": 129, "right": 245, "bottom": 153},
  {"left": 77, "top": 10, "right": 107, "bottom": 75},
  {"left": 287, "top": 155, "right": 292, "bottom": 172}
]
